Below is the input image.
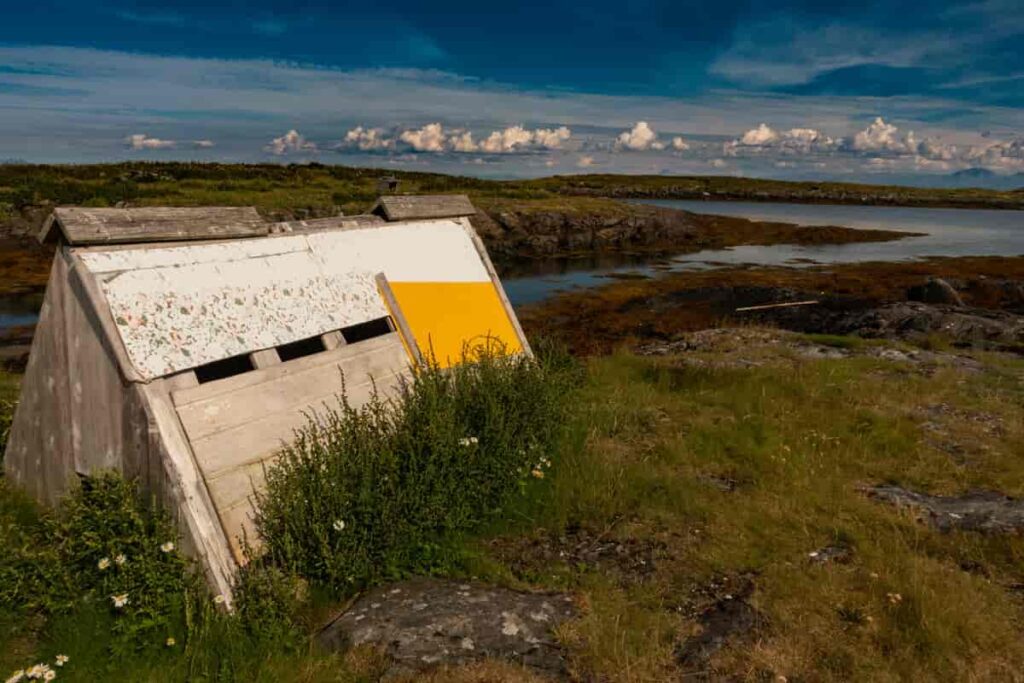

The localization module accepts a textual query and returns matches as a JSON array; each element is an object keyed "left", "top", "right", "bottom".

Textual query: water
[{"left": 500, "top": 201, "right": 1024, "bottom": 305}]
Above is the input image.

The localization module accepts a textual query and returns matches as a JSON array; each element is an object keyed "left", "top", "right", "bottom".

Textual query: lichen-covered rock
[{"left": 317, "top": 578, "right": 577, "bottom": 677}]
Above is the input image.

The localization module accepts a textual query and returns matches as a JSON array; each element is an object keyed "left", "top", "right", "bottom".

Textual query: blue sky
[{"left": 1, "top": 0, "right": 1023, "bottom": 183}]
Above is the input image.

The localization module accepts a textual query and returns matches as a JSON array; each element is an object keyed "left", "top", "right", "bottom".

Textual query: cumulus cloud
[
  {"left": 615, "top": 121, "right": 663, "bottom": 151},
  {"left": 126, "top": 134, "right": 175, "bottom": 150},
  {"left": 265, "top": 129, "right": 317, "bottom": 155},
  {"left": 577, "top": 155, "right": 596, "bottom": 168},
  {"left": 479, "top": 125, "right": 535, "bottom": 153},
  {"left": 731, "top": 123, "right": 836, "bottom": 154},
  {"left": 399, "top": 122, "right": 447, "bottom": 152},
  {"left": 392, "top": 123, "right": 571, "bottom": 154},
  {"left": 192, "top": 139, "right": 215, "bottom": 148},
  {"left": 966, "top": 138, "right": 1024, "bottom": 170},
  {"left": 850, "top": 117, "right": 916, "bottom": 154},
  {"left": 671, "top": 136, "right": 690, "bottom": 151},
  {"left": 342, "top": 126, "right": 392, "bottom": 151}
]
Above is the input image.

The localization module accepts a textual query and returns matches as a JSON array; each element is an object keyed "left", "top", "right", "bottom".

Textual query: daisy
[
  {"left": 42, "top": 673, "right": 55, "bottom": 682},
  {"left": 53, "top": 656, "right": 68, "bottom": 667},
  {"left": 332, "top": 519, "right": 346, "bottom": 532},
  {"left": 213, "top": 595, "right": 225, "bottom": 605},
  {"left": 160, "top": 542, "right": 175, "bottom": 553},
  {"left": 97, "top": 558, "right": 110, "bottom": 571},
  {"left": 111, "top": 593, "right": 129, "bottom": 609},
  {"left": 114, "top": 554, "right": 126, "bottom": 566}
]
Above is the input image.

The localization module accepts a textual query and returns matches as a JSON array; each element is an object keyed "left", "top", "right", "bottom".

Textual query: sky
[{"left": 1, "top": 0, "right": 1023, "bottom": 184}]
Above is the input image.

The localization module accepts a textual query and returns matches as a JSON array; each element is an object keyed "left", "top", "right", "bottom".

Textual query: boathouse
[{"left": 3, "top": 197, "right": 529, "bottom": 604}]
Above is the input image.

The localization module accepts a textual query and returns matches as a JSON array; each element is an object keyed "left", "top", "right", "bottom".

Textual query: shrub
[{"left": 254, "top": 342, "right": 581, "bottom": 590}]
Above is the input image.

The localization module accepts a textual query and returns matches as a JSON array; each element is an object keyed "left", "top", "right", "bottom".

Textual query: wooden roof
[
  {"left": 39, "top": 206, "right": 269, "bottom": 245},
  {"left": 270, "top": 214, "right": 384, "bottom": 234},
  {"left": 371, "top": 194, "right": 476, "bottom": 221}
]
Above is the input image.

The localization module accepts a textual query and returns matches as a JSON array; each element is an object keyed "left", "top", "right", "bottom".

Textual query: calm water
[{"left": 500, "top": 201, "right": 1024, "bottom": 305}]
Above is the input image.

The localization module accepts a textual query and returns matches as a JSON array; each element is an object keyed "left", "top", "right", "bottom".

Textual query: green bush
[{"left": 254, "top": 343, "right": 581, "bottom": 590}]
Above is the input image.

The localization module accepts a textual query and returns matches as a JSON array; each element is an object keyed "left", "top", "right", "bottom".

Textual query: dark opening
[
  {"left": 194, "top": 354, "right": 255, "bottom": 384},
  {"left": 341, "top": 316, "right": 394, "bottom": 344},
  {"left": 277, "top": 334, "right": 327, "bottom": 362}
]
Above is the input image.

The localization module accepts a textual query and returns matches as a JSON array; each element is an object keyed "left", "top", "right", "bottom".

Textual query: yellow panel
[{"left": 388, "top": 281, "right": 523, "bottom": 367}]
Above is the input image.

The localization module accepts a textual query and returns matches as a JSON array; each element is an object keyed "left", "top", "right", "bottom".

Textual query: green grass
[{"left": 3, "top": 336, "right": 1024, "bottom": 681}]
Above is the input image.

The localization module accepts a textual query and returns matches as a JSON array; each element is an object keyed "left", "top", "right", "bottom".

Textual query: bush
[
  {"left": 254, "top": 343, "right": 581, "bottom": 590},
  {"left": 0, "top": 473, "right": 191, "bottom": 654}
]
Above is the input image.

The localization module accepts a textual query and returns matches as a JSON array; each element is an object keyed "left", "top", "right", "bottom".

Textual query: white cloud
[
  {"left": 265, "top": 129, "right": 317, "bottom": 155},
  {"left": 126, "top": 133, "right": 175, "bottom": 150},
  {"left": 531, "top": 126, "right": 572, "bottom": 150},
  {"left": 192, "top": 139, "right": 215, "bottom": 148},
  {"left": 740, "top": 123, "right": 779, "bottom": 146},
  {"left": 399, "top": 122, "right": 447, "bottom": 152},
  {"left": 448, "top": 130, "right": 478, "bottom": 153},
  {"left": 966, "top": 138, "right": 1024, "bottom": 170},
  {"left": 577, "top": 155, "right": 595, "bottom": 167},
  {"left": 709, "top": 158, "right": 728, "bottom": 168},
  {"left": 850, "top": 117, "right": 915, "bottom": 154},
  {"left": 615, "top": 121, "right": 660, "bottom": 151},
  {"left": 479, "top": 125, "right": 535, "bottom": 153},
  {"left": 342, "top": 126, "right": 392, "bottom": 151},
  {"left": 671, "top": 136, "right": 690, "bottom": 151}
]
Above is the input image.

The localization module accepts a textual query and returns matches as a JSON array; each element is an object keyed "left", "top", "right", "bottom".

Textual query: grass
[{"left": 2, "top": 334, "right": 1024, "bottom": 680}]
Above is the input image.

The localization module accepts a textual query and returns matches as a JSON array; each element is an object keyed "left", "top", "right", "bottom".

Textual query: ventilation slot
[
  {"left": 277, "top": 335, "right": 328, "bottom": 362},
  {"left": 341, "top": 317, "right": 394, "bottom": 344},
  {"left": 194, "top": 354, "right": 255, "bottom": 384}
]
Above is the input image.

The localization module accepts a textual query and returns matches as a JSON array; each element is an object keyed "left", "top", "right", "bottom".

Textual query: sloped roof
[
  {"left": 39, "top": 206, "right": 269, "bottom": 245},
  {"left": 371, "top": 194, "right": 476, "bottom": 221}
]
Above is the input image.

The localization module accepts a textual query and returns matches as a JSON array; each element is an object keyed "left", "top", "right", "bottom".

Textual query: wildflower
[
  {"left": 5, "top": 670, "right": 25, "bottom": 683},
  {"left": 458, "top": 436, "right": 479, "bottom": 447},
  {"left": 114, "top": 554, "right": 126, "bottom": 566},
  {"left": 160, "top": 542, "right": 175, "bottom": 553},
  {"left": 111, "top": 593, "right": 129, "bottom": 609},
  {"left": 333, "top": 519, "right": 346, "bottom": 532},
  {"left": 213, "top": 595, "right": 225, "bottom": 605},
  {"left": 166, "top": 637, "right": 176, "bottom": 647},
  {"left": 24, "top": 664, "right": 50, "bottom": 680},
  {"left": 53, "top": 656, "right": 68, "bottom": 667},
  {"left": 886, "top": 592, "right": 902, "bottom": 605},
  {"left": 97, "top": 557, "right": 110, "bottom": 571},
  {"left": 42, "top": 673, "right": 55, "bottom": 682},
  {"left": 531, "top": 468, "right": 544, "bottom": 479}
]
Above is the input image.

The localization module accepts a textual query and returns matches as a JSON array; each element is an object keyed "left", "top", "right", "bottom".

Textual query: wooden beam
[
  {"left": 321, "top": 331, "right": 345, "bottom": 350},
  {"left": 375, "top": 273, "right": 425, "bottom": 366},
  {"left": 41, "top": 206, "right": 268, "bottom": 245},
  {"left": 250, "top": 348, "right": 281, "bottom": 369},
  {"left": 370, "top": 194, "right": 476, "bottom": 222}
]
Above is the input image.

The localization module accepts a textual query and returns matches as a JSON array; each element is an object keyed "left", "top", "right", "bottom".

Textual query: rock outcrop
[{"left": 317, "top": 578, "right": 577, "bottom": 677}]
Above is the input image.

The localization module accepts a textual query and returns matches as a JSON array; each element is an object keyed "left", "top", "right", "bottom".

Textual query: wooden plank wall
[
  {"left": 3, "top": 254, "right": 74, "bottom": 504},
  {"left": 171, "top": 333, "right": 410, "bottom": 563}
]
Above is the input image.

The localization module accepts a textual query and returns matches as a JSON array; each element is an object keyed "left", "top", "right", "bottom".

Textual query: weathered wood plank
[
  {"left": 371, "top": 194, "right": 476, "bottom": 222},
  {"left": 140, "top": 383, "right": 238, "bottom": 605},
  {"left": 65, "top": 263, "right": 127, "bottom": 475},
  {"left": 374, "top": 274, "right": 425, "bottom": 366},
  {"left": 172, "top": 333, "right": 402, "bottom": 406},
  {"left": 250, "top": 348, "right": 281, "bottom": 369},
  {"left": 321, "top": 331, "right": 345, "bottom": 350},
  {"left": 177, "top": 339, "right": 406, "bottom": 443},
  {"left": 40, "top": 207, "right": 268, "bottom": 245}
]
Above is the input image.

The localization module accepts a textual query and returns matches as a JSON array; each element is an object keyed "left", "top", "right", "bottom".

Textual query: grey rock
[
  {"left": 866, "top": 485, "right": 1024, "bottom": 534},
  {"left": 317, "top": 578, "right": 577, "bottom": 676}
]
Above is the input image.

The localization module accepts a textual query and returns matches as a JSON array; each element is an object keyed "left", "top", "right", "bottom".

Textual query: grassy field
[
  {"left": 2, "top": 330, "right": 1023, "bottom": 681},
  {"left": 1, "top": 163, "right": 1021, "bottom": 228}
]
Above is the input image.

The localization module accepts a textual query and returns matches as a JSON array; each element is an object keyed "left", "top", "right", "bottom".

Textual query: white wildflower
[
  {"left": 114, "top": 554, "right": 126, "bottom": 566},
  {"left": 53, "top": 656, "right": 68, "bottom": 667},
  {"left": 160, "top": 542, "right": 175, "bottom": 553},
  {"left": 213, "top": 595, "right": 225, "bottom": 605},
  {"left": 5, "top": 669, "right": 25, "bottom": 683},
  {"left": 97, "top": 557, "right": 110, "bottom": 571},
  {"left": 166, "top": 637, "right": 176, "bottom": 647},
  {"left": 333, "top": 519, "right": 346, "bottom": 532},
  {"left": 42, "top": 672, "right": 55, "bottom": 682},
  {"left": 111, "top": 593, "right": 129, "bottom": 608},
  {"left": 531, "top": 468, "right": 545, "bottom": 479},
  {"left": 458, "top": 436, "right": 479, "bottom": 447}
]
